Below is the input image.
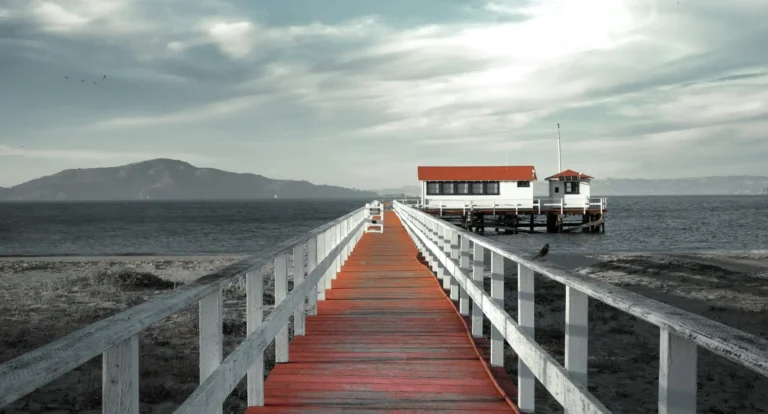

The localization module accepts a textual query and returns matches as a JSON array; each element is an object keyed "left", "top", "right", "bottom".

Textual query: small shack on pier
[
  {"left": 545, "top": 169, "right": 593, "bottom": 208},
  {"left": 417, "top": 166, "right": 537, "bottom": 210}
]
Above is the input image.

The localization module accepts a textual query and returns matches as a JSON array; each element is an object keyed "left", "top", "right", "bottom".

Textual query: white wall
[
  {"left": 422, "top": 180, "right": 536, "bottom": 209},
  {"left": 547, "top": 180, "right": 591, "bottom": 208}
]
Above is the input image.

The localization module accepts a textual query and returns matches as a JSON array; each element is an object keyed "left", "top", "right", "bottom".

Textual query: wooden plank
[
  {"left": 246, "top": 270, "right": 264, "bottom": 406},
  {"left": 293, "top": 244, "right": 306, "bottom": 336},
  {"left": 244, "top": 211, "right": 517, "bottom": 413},
  {"left": 659, "top": 328, "right": 697, "bottom": 414},
  {"left": 102, "top": 335, "right": 139, "bottom": 414},
  {"left": 566, "top": 286, "right": 588, "bottom": 387},
  {"left": 199, "top": 290, "right": 223, "bottom": 414}
]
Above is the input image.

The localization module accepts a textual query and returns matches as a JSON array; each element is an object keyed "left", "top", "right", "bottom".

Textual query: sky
[{"left": 0, "top": 0, "right": 767, "bottom": 189}]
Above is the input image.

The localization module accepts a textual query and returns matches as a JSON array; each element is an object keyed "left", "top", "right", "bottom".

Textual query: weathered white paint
[
  {"left": 316, "top": 232, "right": 326, "bottom": 301},
  {"left": 566, "top": 286, "right": 589, "bottom": 387},
  {"left": 459, "top": 236, "right": 471, "bottom": 316},
  {"left": 102, "top": 335, "right": 139, "bottom": 414},
  {"left": 395, "top": 210, "right": 609, "bottom": 414},
  {"left": 307, "top": 238, "right": 318, "bottom": 316},
  {"left": 274, "top": 254, "right": 289, "bottom": 363},
  {"left": 393, "top": 202, "right": 768, "bottom": 379},
  {"left": 436, "top": 225, "right": 445, "bottom": 283},
  {"left": 245, "top": 270, "right": 264, "bottom": 406},
  {"left": 471, "top": 243, "right": 485, "bottom": 337},
  {"left": 293, "top": 244, "right": 305, "bottom": 336},
  {"left": 659, "top": 329, "right": 697, "bottom": 414},
  {"left": 0, "top": 206, "right": 366, "bottom": 410},
  {"left": 422, "top": 180, "right": 536, "bottom": 209},
  {"left": 449, "top": 231, "right": 460, "bottom": 301},
  {"left": 517, "top": 263, "right": 536, "bottom": 412},
  {"left": 199, "top": 290, "right": 223, "bottom": 414},
  {"left": 490, "top": 252, "right": 504, "bottom": 367},
  {"left": 324, "top": 228, "right": 333, "bottom": 290},
  {"left": 173, "top": 219, "right": 363, "bottom": 414},
  {"left": 442, "top": 227, "right": 452, "bottom": 291}
]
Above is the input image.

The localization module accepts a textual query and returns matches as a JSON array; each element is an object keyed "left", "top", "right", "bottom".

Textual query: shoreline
[{"left": 1, "top": 251, "right": 767, "bottom": 413}]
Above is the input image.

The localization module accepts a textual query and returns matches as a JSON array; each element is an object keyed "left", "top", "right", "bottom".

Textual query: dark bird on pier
[{"left": 532, "top": 243, "right": 549, "bottom": 260}]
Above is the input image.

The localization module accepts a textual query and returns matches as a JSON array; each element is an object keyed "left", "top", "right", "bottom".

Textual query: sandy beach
[{"left": 1, "top": 251, "right": 767, "bottom": 413}]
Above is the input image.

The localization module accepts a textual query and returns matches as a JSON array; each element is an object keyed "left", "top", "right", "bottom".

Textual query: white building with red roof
[
  {"left": 417, "top": 166, "right": 538, "bottom": 210},
  {"left": 544, "top": 169, "right": 593, "bottom": 208}
]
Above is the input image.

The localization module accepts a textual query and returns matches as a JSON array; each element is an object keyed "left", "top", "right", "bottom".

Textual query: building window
[
  {"left": 471, "top": 182, "right": 484, "bottom": 194},
  {"left": 565, "top": 182, "right": 580, "bottom": 194},
  {"left": 457, "top": 182, "right": 470, "bottom": 194},
  {"left": 554, "top": 186, "right": 560, "bottom": 194},
  {"left": 426, "top": 182, "right": 441, "bottom": 195},
  {"left": 517, "top": 181, "right": 531, "bottom": 188},
  {"left": 442, "top": 182, "right": 455, "bottom": 194},
  {"left": 486, "top": 182, "right": 499, "bottom": 195}
]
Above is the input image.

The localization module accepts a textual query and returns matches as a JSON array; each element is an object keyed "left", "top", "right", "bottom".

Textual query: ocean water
[{"left": 0, "top": 196, "right": 765, "bottom": 257}]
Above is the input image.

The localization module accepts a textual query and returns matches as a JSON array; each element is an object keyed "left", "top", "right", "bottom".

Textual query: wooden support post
[
  {"left": 275, "top": 253, "right": 289, "bottom": 363},
  {"left": 529, "top": 214, "right": 534, "bottom": 232},
  {"left": 325, "top": 228, "right": 333, "bottom": 289},
  {"left": 246, "top": 270, "right": 264, "bottom": 406},
  {"left": 490, "top": 252, "right": 504, "bottom": 367},
  {"left": 659, "top": 328, "right": 697, "bottom": 414},
  {"left": 459, "top": 236, "right": 470, "bottom": 315},
  {"left": 436, "top": 225, "right": 445, "bottom": 282},
  {"left": 102, "top": 335, "right": 139, "bottom": 414},
  {"left": 199, "top": 289, "right": 223, "bottom": 414},
  {"left": 518, "top": 263, "right": 535, "bottom": 412},
  {"left": 565, "top": 286, "right": 588, "bottom": 387},
  {"left": 293, "top": 244, "right": 306, "bottom": 336},
  {"left": 450, "top": 231, "right": 460, "bottom": 301},
  {"left": 471, "top": 243, "right": 484, "bottom": 337},
  {"left": 429, "top": 221, "right": 437, "bottom": 271},
  {"left": 316, "top": 233, "right": 326, "bottom": 301},
  {"left": 334, "top": 223, "right": 340, "bottom": 278},
  {"left": 307, "top": 238, "right": 318, "bottom": 315},
  {"left": 442, "top": 227, "right": 452, "bottom": 291}
]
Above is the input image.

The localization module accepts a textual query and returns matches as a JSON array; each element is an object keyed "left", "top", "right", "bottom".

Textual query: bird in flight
[
  {"left": 532, "top": 243, "right": 549, "bottom": 260},
  {"left": 103, "top": 75, "right": 106, "bottom": 79}
]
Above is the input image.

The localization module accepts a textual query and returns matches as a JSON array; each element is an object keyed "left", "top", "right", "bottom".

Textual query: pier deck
[{"left": 245, "top": 211, "right": 517, "bottom": 413}]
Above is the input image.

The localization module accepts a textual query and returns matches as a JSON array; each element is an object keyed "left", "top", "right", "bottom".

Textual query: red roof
[
  {"left": 545, "top": 169, "right": 593, "bottom": 180},
  {"left": 417, "top": 166, "right": 537, "bottom": 181}
]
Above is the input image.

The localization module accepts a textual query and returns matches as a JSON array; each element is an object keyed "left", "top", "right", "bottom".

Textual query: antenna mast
[{"left": 557, "top": 123, "right": 562, "bottom": 172}]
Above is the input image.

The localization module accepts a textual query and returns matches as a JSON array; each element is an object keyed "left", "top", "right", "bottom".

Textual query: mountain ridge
[{"left": 0, "top": 158, "right": 377, "bottom": 201}]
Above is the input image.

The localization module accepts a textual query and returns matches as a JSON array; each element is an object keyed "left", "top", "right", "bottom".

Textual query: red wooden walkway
[{"left": 246, "top": 211, "right": 518, "bottom": 413}]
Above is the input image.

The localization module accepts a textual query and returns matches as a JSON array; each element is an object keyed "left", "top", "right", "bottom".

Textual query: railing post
[
  {"left": 518, "top": 263, "right": 535, "bottom": 412},
  {"left": 659, "top": 328, "right": 697, "bottom": 414},
  {"left": 436, "top": 225, "right": 446, "bottom": 285},
  {"left": 293, "top": 244, "right": 306, "bottom": 336},
  {"left": 565, "top": 286, "right": 588, "bottom": 387},
  {"left": 275, "top": 253, "right": 289, "bottom": 363},
  {"left": 317, "top": 233, "right": 326, "bottom": 301},
  {"left": 490, "top": 252, "right": 504, "bottom": 367},
  {"left": 471, "top": 243, "right": 484, "bottom": 337},
  {"left": 307, "top": 238, "right": 318, "bottom": 315},
  {"left": 325, "top": 228, "right": 333, "bottom": 290},
  {"left": 449, "top": 230, "right": 460, "bottom": 301},
  {"left": 102, "top": 335, "right": 139, "bottom": 414},
  {"left": 442, "top": 226, "right": 452, "bottom": 291},
  {"left": 246, "top": 270, "right": 264, "bottom": 406},
  {"left": 199, "top": 288, "right": 223, "bottom": 414},
  {"left": 459, "top": 236, "right": 470, "bottom": 316},
  {"left": 334, "top": 223, "right": 340, "bottom": 277}
]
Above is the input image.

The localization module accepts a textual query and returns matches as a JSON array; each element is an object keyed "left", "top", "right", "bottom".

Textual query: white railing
[
  {"left": 421, "top": 198, "right": 608, "bottom": 214},
  {"left": 365, "top": 200, "right": 384, "bottom": 233},
  {"left": 393, "top": 201, "right": 768, "bottom": 414},
  {"left": 0, "top": 203, "right": 372, "bottom": 413}
]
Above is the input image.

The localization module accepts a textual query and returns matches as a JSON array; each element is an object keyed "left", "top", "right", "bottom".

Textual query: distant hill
[
  {"left": 589, "top": 176, "right": 768, "bottom": 196},
  {"left": 376, "top": 185, "right": 420, "bottom": 198},
  {"left": 0, "top": 159, "right": 378, "bottom": 201}
]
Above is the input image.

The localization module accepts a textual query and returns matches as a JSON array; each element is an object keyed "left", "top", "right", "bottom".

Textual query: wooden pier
[
  {"left": 246, "top": 211, "right": 517, "bottom": 412},
  {"left": 2, "top": 200, "right": 767, "bottom": 414}
]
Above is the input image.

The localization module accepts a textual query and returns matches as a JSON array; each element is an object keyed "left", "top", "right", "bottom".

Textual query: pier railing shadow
[
  {"left": 393, "top": 200, "right": 768, "bottom": 414},
  {"left": 0, "top": 203, "right": 380, "bottom": 413}
]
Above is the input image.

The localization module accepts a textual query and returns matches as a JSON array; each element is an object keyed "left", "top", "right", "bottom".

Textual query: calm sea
[{"left": 0, "top": 196, "right": 765, "bottom": 257}]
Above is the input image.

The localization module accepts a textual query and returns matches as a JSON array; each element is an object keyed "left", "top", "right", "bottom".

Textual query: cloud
[{"left": 1, "top": 0, "right": 767, "bottom": 187}]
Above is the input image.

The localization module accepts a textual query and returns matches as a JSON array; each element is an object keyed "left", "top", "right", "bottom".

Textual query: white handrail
[
  {"left": 0, "top": 203, "right": 372, "bottom": 412},
  {"left": 393, "top": 201, "right": 768, "bottom": 414}
]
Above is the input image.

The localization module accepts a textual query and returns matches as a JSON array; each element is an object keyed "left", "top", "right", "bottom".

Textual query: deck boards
[{"left": 245, "top": 211, "right": 517, "bottom": 413}]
